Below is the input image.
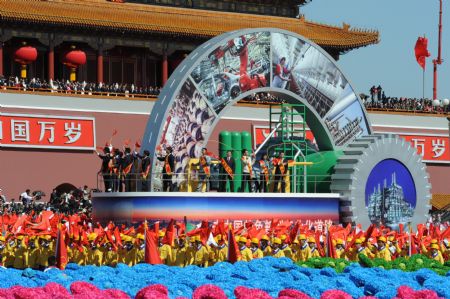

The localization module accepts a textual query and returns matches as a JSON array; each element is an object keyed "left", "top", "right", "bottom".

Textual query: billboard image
[
  {"left": 191, "top": 31, "right": 271, "bottom": 114},
  {"left": 271, "top": 33, "right": 351, "bottom": 118},
  {"left": 156, "top": 79, "right": 216, "bottom": 189},
  {"left": 365, "top": 159, "right": 417, "bottom": 228},
  {"left": 324, "top": 90, "right": 370, "bottom": 146},
  {"left": 93, "top": 193, "right": 340, "bottom": 224}
]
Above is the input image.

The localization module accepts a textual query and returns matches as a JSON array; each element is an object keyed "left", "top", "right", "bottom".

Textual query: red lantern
[
  {"left": 63, "top": 50, "right": 87, "bottom": 68},
  {"left": 62, "top": 50, "right": 86, "bottom": 81},
  {"left": 14, "top": 46, "right": 38, "bottom": 78}
]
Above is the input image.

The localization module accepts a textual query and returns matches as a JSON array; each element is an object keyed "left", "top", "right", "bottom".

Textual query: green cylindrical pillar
[
  {"left": 219, "top": 131, "right": 232, "bottom": 192},
  {"left": 241, "top": 131, "right": 252, "bottom": 192},
  {"left": 219, "top": 131, "right": 232, "bottom": 158},
  {"left": 231, "top": 132, "right": 242, "bottom": 192}
]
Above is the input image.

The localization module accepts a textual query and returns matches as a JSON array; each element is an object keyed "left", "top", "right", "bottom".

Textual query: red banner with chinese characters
[
  {"left": 0, "top": 113, "right": 95, "bottom": 150},
  {"left": 400, "top": 134, "right": 450, "bottom": 163},
  {"left": 253, "top": 125, "right": 315, "bottom": 147}
]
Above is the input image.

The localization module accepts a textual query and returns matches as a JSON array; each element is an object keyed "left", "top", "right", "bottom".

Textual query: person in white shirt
[
  {"left": 241, "top": 149, "right": 255, "bottom": 192},
  {"left": 20, "top": 189, "right": 34, "bottom": 206}
]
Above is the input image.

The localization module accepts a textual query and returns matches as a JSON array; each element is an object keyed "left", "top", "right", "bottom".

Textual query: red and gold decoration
[
  {"left": 62, "top": 46, "right": 86, "bottom": 82},
  {"left": 13, "top": 43, "right": 37, "bottom": 79}
]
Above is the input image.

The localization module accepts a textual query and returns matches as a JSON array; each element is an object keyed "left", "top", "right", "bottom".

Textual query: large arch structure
[{"left": 142, "top": 28, "right": 372, "bottom": 191}]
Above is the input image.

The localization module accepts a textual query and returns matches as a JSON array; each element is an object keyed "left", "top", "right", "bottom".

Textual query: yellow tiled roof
[
  {"left": 431, "top": 194, "right": 450, "bottom": 210},
  {"left": 0, "top": 0, "right": 379, "bottom": 51}
]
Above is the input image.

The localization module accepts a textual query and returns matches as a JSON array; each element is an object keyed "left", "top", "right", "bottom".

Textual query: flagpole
[{"left": 422, "top": 68, "right": 425, "bottom": 101}]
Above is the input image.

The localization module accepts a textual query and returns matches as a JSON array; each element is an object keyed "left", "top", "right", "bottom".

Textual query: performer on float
[
  {"left": 219, "top": 150, "right": 235, "bottom": 192},
  {"left": 156, "top": 146, "right": 175, "bottom": 192},
  {"left": 273, "top": 152, "right": 288, "bottom": 193},
  {"left": 122, "top": 146, "right": 136, "bottom": 192},
  {"left": 197, "top": 148, "right": 211, "bottom": 192},
  {"left": 259, "top": 153, "right": 271, "bottom": 193},
  {"left": 139, "top": 150, "right": 151, "bottom": 192},
  {"left": 96, "top": 146, "right": 113, "bottom": 192},
  {"left": 111, "top": 148, "right": 122, "bottom": 192},
  {"left": 241, "top": 149, "right": 255, "bottom": 192},
  {"left": 250, "top": 238, "right": 263, "bottom": 259}
]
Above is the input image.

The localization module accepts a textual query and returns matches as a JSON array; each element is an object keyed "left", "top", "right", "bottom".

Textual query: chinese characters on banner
[
  {"left": 211, "top": 219, "right": 334, "bottom": 232},
  {"left": 253, "top": 126, "right": 315, "bottom": 147},
  {"left": 0, "top": 113, "right": 95, "bottom": 150},
  {"left": 400, "top": 134, "right": 450, "bottom": 163},
  {"left": 253, "top": 126, "right": 449, "bottom": 163}
]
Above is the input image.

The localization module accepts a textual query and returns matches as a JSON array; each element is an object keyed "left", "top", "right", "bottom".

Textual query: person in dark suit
[
  {"left": 139, "top": 150, "right": 151, "bottom": 192},
  {"left": 96, "top": 147, "right": 112, "bottom": 192},
  {"left": 219, "top": 150, "right": 235, "bottom": 192},
  {"left": 157, "top": 146, "right": 175, "bottom": 192},
  {"left": 122, "top": 147, "right": 136, "bottom": 192}
]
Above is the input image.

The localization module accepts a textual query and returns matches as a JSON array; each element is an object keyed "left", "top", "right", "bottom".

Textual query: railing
[
  {"left": 96, "top": 170, "right": 332, "bottom": 194},
  {"left": 365, "top": 106, "right": 450, "bottom": 116},
  {"left": 0, "top": 85, "right": 159, "bottom": 100}
]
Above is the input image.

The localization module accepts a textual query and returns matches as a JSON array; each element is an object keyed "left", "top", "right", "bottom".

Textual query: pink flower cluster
[
  {"left": 0, "top": 282, "right": 444, "bottom": 299},
  {"left": 394, "top": 286, "right": 445, "bottom": 299}
]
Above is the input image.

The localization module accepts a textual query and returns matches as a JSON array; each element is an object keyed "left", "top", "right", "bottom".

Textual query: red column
[
  {"left": 0, "top": 42, "right": 3, "bottom": 77},
  {"left": 162, "top": 53, "right": 168, "bottom": 86},
  {"left": 97, "top": 49, "right": 104, "bottom": 83},
  {"left": 48, "top": 45, "right": 54, "bottom": 81}
]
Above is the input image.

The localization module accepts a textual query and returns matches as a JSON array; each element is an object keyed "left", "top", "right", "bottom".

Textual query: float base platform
[{"left": 92, "top": 192, "right": 342, "bottom": 224}]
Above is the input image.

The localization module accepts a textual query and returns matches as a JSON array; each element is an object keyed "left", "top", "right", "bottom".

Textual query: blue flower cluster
[{"left": 0, "top": 258, "right": 448, "bottom": 299}]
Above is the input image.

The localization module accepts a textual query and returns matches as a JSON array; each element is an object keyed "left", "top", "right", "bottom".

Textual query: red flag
[
  {"left": 144, "top": 222, "right": 162, "bottom": 265},
  {"left": 289, "top": 221, "right": 300, "bottom": 245},
  {"left": 114, "top": 226, "right": 122, "bottom": 248},
  {"left": 415, "top": 36, "right": 431, "bottom": 70},
  {"left": 227, "top": 225, "right": 241, "bottom": 264},
  {"left": 154, "top": 222, "right": 160, "bottom": 234},
  {"left": 326, "top": 228, "right": 337, "bottom": 259},
  {"left": 162, "top": 219, "right": 175, "bottom": 246},
  {"left": 56, "top": 224, "right": 68, "bottom": 270}
]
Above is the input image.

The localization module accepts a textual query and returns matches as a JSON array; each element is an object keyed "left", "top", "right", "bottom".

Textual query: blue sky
[{"left": 302, "top": 0, "right": 449, "bottom": 100}]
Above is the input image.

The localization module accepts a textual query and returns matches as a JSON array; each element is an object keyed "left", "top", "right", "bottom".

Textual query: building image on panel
[{"left": 367, "top": 172, "right": 414, "bottom": 227}]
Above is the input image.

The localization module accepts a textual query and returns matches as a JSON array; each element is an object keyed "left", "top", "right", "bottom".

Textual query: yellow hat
[
  {"left": 360, "top": 237, "right": 366, "bottom": 242},
  {"left": 273, "top": 238, "right": 282, "bottom": 245},
  {"left": 293, "top": 239, "right": 299, "bottom": 244},
  {"left": 388, "top": 236, "right": 395, "bottom": 242},
  {"left": 280, "top": 235, "right": 287, "bottom": 241},
  {"left": 194, "top": 235, "right": 201, "bottom": 242},
  {"left": 431, "top": 239, "right": 438, "bottom": 244},
  {"left": 88, "top": 233, "right": 98, "bottom": 241},
  {"left": 158, "top": 231, "right": 165, "bottom": 238},
  {"left": 0, "top": 236, "right": 5, "bottom": 242},
  {"left": 239, "top": 236, "right": 247, "bottom": 243},
  {"left": 17, "top": 235, "right": 24, "bottom": 240},
  {"left": 378, "top": 236, "right": 387, "bottom": 243},
  {"left": 136, "top": 233, "right": 144, "bottom": 240},
  {"left": 430, "top": 244, "right": 440, "bottom": 250},
  {"left": 347, "top": 237, "right": 353, "bottom": 242},
  {"left": 298, "top": 234, "right": 307, "bottom": 240},
  {"left": 354, "top": 239, "right": 362, "bottom": 244},
  {"left": 307, "top": 237, "right": 316, "bottom": 244},
  {"left": 336, "top": 239, "right": 344, "bottom": 245},
  {"left": 251, "top": 238, "right": 259, "bottom": 244},
  {"left": 261, "top": 235, "right": 270, "bottom": 241}
]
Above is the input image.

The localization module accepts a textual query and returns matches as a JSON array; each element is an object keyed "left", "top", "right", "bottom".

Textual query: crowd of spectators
[
  {"left": 0, "top": 75, "right": 161, "bottom": 97},
  {"left": 242, "top": 93, "right": 285, "bottom": 104},
  {"left": 362, "top": 85, "right": 449, "bottom": 113},
  {"left": 0, "top": 186, "right": 94, "bottom": 216}
]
